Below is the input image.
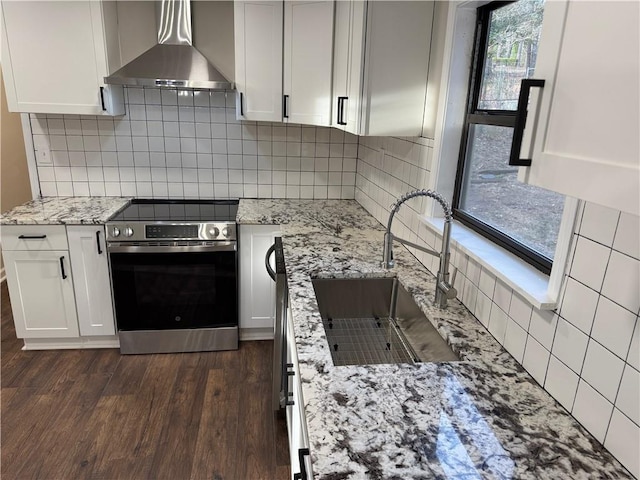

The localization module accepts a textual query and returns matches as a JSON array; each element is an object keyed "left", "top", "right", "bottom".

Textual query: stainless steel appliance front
[
  {"left": 107, "top": 199, "right": 239, "bottom": 354},
  {"left": 267, "top": 238, "right": 289, "bottom": 411}
]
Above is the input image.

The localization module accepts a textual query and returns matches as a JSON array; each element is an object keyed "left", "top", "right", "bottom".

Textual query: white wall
[{"left": 30, "top": 87, "right": 357, "bottom": 200}]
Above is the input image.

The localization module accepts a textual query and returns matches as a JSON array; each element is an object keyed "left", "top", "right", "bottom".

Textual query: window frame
[{"left": 452, "top": 0, "right": 553, "bottom": 275}]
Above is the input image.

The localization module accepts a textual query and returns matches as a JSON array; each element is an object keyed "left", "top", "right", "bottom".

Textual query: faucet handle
[{"left": 443, "top": 267, "right": 458, "bottom": 300}]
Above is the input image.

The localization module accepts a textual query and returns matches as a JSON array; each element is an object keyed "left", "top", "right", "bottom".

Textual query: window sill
[{"left": 420, "top": 215, "right": 558, "bottom": 310}]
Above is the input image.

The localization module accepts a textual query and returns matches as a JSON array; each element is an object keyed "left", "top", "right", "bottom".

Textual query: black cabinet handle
[
  {"left": 509, "top": 79, "right": 545, "bottom": 167},
  {"left": 239, "top": 92, "right": 244, "bottom": 116},
  {"left": 337, "top": 96, "right": 348, "bottom": 125},
  {"left": 18, "top": 235, "right": 47, "bottom": 240},
  {"left": 283, "top": 95, "right": 289, "bottom": 118},
  {"left": 297, "top": 448, "right": 310, "bottom": 480},
  {"left": 96, "top": 230, "right": 103, "bottom": 254},
  {"left": 100, "top": 87, "right": 107, "bottom": 111},
  {"left": 59, "top": 256, "right": 67, "bottom": 280}
]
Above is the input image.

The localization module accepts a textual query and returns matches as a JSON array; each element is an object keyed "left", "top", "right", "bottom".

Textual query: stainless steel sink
[{"left": 312, "top": 277, "right": 459, "bottom": 366}]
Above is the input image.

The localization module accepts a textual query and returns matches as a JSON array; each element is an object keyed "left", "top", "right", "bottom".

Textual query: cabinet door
[
  {"left": 234, "top": 0, "right": 283, "bottom": 122},
  {"left": 520, "top": 0, "right": 639, "bottom": 216},
  {"left": 239, "top": 225, "right": 282, "bottom": 335},
  {"left": 361, "top": 1, "right": 433, "bottom": 136},
  {"left": 3, "top": 250, "right": 79, "bottom": 339},
  {"left": 332, "top": 0, "right": 366, "bottom": 134},
  {"left": 0, "top": 1, "right": 123, "bottom": 115},
  {"left": 283, "top": 0, "right": 334, "bottom": 126},
  {"left": 67, "top": 226, "right": 116, "bottom": 336}
]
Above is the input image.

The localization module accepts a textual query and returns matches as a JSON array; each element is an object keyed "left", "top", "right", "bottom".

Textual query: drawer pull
[
  {"left": 296, "top": 448, "right": 310, "bottom": 480},
  {"left": 59, "top": 256, "right": 67, "bottom": 280},
  {"left": 96, "top": 230, "right": 103, "bottom": 254},
  {"left": 18, "top": 235, "right": 47, "bottom": 240}
]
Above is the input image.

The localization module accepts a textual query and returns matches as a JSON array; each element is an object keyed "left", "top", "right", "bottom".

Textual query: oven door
[{"left": 109, "top": 243, "right": 237, "bottom": 332}]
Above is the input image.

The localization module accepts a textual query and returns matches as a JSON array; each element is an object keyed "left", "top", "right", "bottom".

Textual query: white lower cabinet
[
  {"left": 286, "top": 303, "right": 312, "bottom": 480},
  {"left": 1, "top": 224, "right": 118, "bottom": 348},
  {"left": 67, "top": 226, "right": 116, "bottom": 336},
  {"left": 3, "top": 249, "right": 79, "bottom": 339},
  {"left": 239, "top": 224, "right": 281, "bottom": 340}
]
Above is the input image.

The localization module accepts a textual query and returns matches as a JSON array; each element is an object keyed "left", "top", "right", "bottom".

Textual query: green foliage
[{"left": 487, "top": 0, "right": 544, "bottom": 66}]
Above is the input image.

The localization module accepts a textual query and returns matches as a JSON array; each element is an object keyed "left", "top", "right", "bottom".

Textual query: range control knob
[
  {"left": 123, "top": 227, "right": 134, "bottom": 237},
  {"left": 208, "top": 227, "right": 220, "bottom": 238},
  {"left": 221, "top": 226, "right": 230, "bottom": 238},
  {"left": 111, "top": 227, "right": 120, "bottom": 237}
]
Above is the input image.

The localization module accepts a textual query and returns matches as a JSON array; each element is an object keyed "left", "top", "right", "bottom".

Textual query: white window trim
[
  {"left": 421, "top": 195, "right": 579, "bottom": 310},
  {"left": 425, "top": 0, "right": 579, "bottom": 310}
]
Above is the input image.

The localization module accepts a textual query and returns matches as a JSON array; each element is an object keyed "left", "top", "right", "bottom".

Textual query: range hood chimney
[{"left": 105, "top": 0, "right": 233, "bottom": 90}]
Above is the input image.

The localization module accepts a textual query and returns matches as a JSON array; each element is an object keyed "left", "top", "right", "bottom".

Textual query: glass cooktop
[{"left": 110, "top": 199, "right": 239, "bottom": 223}]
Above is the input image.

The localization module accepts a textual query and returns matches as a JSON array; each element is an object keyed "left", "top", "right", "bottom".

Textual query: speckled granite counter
[
  {"left": 237, "top": 199, "right": 632, "bottom": 479},
  {"left": 0, "top": 197, "right": 131, "bottom": 225}
]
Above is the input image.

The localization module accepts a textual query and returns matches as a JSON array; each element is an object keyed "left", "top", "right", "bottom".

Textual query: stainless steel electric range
[{"left": 106, "top": 199, "right": 239, "bottom": 354}]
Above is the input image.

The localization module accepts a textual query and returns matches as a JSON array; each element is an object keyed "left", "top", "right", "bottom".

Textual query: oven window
[{"left": 110, "top": 251, "right": 237, "bottom": 331}]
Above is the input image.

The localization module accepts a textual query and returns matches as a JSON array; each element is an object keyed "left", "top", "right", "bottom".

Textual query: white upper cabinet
[
  {"left": 67, "top": 226, "right": 116, "bottom": 337},
  {"left": 234, "top": 0, "right": 284, "bottom": 122},
  {"left": 1, "top": 0, "right": 124, "bottom": 115},
  {"left": 283, "top": 1, "right": 334, "bottom": 126},
  {"left": 332, "top": 1, "right": 434, "bottom": 136},
  {"left": 519, "top": 0, "right": 639, "bottom": 216}
]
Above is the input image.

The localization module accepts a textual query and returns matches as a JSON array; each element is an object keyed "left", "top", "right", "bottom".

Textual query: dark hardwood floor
[{"left": 1, "top": 281, "right": 290, "bottom": 480}]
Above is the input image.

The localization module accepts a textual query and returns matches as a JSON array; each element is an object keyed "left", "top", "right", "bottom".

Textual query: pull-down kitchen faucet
[{"left": 382, "top": 189, "right": 457, "bottom": 308}]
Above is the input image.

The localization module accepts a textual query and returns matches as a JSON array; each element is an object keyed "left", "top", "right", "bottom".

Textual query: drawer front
[{"left": 1, "top": 225, "right": 68, "bottom": 251}]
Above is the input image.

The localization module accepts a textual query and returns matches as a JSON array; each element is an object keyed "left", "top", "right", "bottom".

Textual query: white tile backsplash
[
  {"left": 488, "top": 303, "right": 509, "bottom": 344},
  {"left": 31, "top": 87, "right": 357, "bottom": 200},
  {"left": 615, "top": 366, "right": 639, "bottom": 425},
  {"left": 572, "top": 380, "right": 614, "bottom": 443},
  {"left": 528, "top": 308, "right": 558, "bottom": 350},
  {"left": 601, "top": 251, "right": 640, "bottom": 314},
  {"left": 355, "top": 133, "right": 639, "bottom": 474},
  {"left": 559, "top": 277, "right": 599, "bottom": 334},
  {"left": 628, "top": 322, "right": 640, "bottom": 371},
  {"left": 523, "top": 336, "right": 550, "bottom": 386},
  {"left": 552, "top": 317, "right": 589, "bottom": 374},
  {"left": 613, "top": 212, "right": 640, "bottom": 260},
  {"left": 503, "top": 318, "right": 527, "bottom": 362},
  {"left": 509, "top": 292, "right": 533, "bottom": 330},
  {"left": 591, "top": 296, "right": 637, "bottom": 359},
  {"left": 570, "top": 236, "right": 611, "bottom": 291},
  {"left": 579, "top": 202, "right": 620, "bottom": 246},
  {"left": 544, "top": 355, "right": 579, "bottom": 411},
  {"left": 582, "top": 340, "right": 625, "bottom": 402},
  {"left": 604, "top": 409, "right": 640, "bottom": 478}
]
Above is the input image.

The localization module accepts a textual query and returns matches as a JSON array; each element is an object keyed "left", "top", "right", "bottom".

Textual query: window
[{"left": 452, "top": 0, "right": 564, "bottom": 274}]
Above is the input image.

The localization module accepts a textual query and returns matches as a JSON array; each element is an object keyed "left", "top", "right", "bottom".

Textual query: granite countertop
[
  {"left": 0, "top": 197, "right": 131, "bottom": 225},
  {"left": 237, "top": 199, "right": 632, "bottom": 479}
]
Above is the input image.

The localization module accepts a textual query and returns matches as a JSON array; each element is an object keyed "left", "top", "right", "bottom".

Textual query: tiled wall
[
  {"left": 355, "top": 135, "right": 640, "bottom": 477},
  {"left": 31, "top": 87, "right": 358, "bottom": 200}
]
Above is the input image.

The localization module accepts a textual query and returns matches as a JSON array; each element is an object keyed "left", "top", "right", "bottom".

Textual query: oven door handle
[
  {"left": 265, "top": 243, "right": 277, "bottom": 281},
  {"left": 107, "top": 243, "right": 236, "bottom": 254}
]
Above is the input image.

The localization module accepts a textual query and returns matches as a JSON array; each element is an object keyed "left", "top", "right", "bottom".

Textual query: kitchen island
[{"left": 237, "top": 199, "right": 632, "bottom": 479}]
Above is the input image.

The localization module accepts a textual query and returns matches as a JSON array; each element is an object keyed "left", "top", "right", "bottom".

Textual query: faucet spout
[{"left": 382, "top": 189, "right": 456, "bottom": 308}]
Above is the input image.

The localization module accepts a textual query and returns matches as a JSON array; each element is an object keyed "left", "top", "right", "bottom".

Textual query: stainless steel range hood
[{"left": 105, "top": 0, "right": 233, "bottom": 90}]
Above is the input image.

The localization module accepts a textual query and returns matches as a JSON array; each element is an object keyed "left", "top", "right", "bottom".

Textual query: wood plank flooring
[{"left": 1, "top": 282, "right": 290, "bottom": 480}]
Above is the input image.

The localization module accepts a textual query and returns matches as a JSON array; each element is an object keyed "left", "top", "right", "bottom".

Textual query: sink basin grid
[
  {"left": 312, "top": 277, "right": 458, "bottom": 366},
  {"left": 321, "top": 316, "right": 416, "bottom": 366}
]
